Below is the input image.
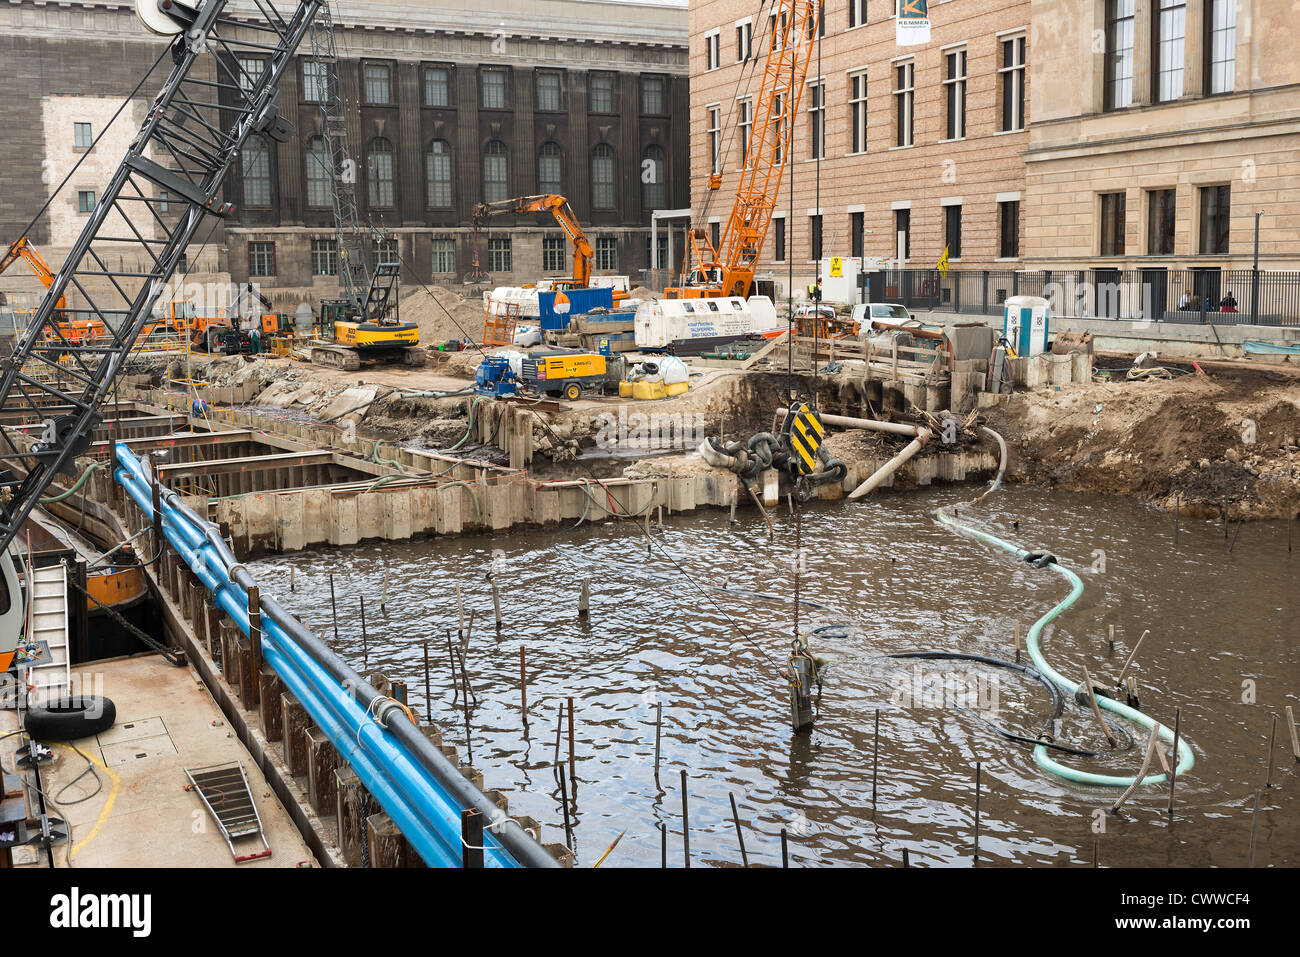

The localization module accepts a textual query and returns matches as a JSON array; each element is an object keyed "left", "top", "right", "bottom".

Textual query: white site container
[
  {"left": 1002, "top": 295, "right": 1050, "bottom": 357},
  {"left": 634, "top": 295, "right": 782, "bottom": 350},
  {"left": 484, "top": 286, "right": 541, "bottom": 318}
]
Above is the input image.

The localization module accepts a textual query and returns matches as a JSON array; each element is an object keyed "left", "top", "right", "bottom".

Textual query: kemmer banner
[{"left": 896, "top": 0, "right": 931, "bottom": 46}]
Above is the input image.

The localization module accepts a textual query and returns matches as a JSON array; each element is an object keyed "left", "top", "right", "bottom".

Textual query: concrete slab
[{"left": 20, "top": 655, "right": 315, "bottom": 868}]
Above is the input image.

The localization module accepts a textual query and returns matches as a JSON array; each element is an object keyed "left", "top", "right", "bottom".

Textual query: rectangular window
[
  {"left": 894, "top": 60, "right": 914, "bottom": 148},
  {"left": 738, "top": 97, "right": 753, "bottom": 167},
  {"left": 641, "top": 75, "right": 665, "bottom": 115},
  {"left": 849, "top": 72, "right": 868, "bottom": 154},
  {"left": 543, "top": 236, "right": 566, "bottom": 272},
  {"left": 705, "top": 30, "right": 721, "bottom": 71},
  {"left": 849, "top": 0, "right": 868, "bottom": 28},
  {"left": 707, "top": 105, "right": 721, "bottom": 175},
  {"left": 237, "top": 57, "right": 265, "bottom": 95},
  {"left": 73, "top": 122, "right": 92, "bottom": 149},
  {"left": 1100, "top": 192, "right": 1127, "bottom": 256},
  {"left": 596, "top": 237, "right": 618, "bottom": 271},
  {"left": 944, "top": 204, "right": 962, "bottom": 259},
  {"left": 1199, "top": 185, "right": 1230, "bottom": 254},
  {"left": 808, "top": 82, "right": 825, "bottom": 160},
  {"left": 773, "top": 93, "right": 786, "bottom": 164},
  {"left": 374, "top": 238, "right": 398, "bottom": 266},
  {"left": 589, "top": 72, "right": 615, "bottom": 113},
  {"left": 310, "top": 238, "right": 338, "bottom": 276},
  {"left": 488, "top": 236, "right": 512, "bottom": 273},
  {"left": 774, "top": 217, "right": 786, "bottom": 262},
  {"left": 999, "top": 35, "right": 1026, "bottom": 132},
  {"left": 1154, "top": 0, "right": 1186, "bottom": 102},
  {"left": 364, "top": 63, "right": 391, "bottom": 104},
  {"left": 536, "top": 71, "right": 562, "bottom": 111},
  {"left": 1146, "top": 189, "right": 1176, "bottom": 255},
  {"left": 944, "top": 49, "right": 967, "bottom": 141},
  {"left": 851, "top": 211, "right": 864, "bottom": 259},
  {"left": 809, "top": 214, "right": 823, "bottom": 261},
  {"left": 1105, "top": 0, "right": 1135, "bottom": 111},
  {"left": 481, "top": 68, "right": 508, "bottom": 109},
  {"left": 302, "top": 60, "right": 330, "bottom": 103},
  {"left": 895, "top": 208, "right": 911, "bottom": 260},
  {"left": 423, "top": 66, "right": 451, "bottom": 107},
  {"left": 1206, "top": 0, "right": 1236, "bottom": 94},
  {"left": 431, "top": 239, "right": 456, "bottom": 275},
  {"left": 736, "top": 19, "right": 752, "bottom": 62},
  {"left": 241, "top": 141, "right": 271, "bottom": 207},
  {"left": 248, "top": 241, "right": 275, "bottom": 276},
  {"left": 999, "top": 200, "right": 1020, "bottom": 259},
  {"left": 77, "top": 190, "right": 95, "bottom": 213},
  {"left": 710, "top": 221, "right": 720, "bottom": 252}
]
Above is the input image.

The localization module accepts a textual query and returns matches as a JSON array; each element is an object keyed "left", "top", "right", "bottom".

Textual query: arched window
[
  {"left": 305, "top": 136, "right": 332, "bottom": 208},
  {"left": 241, "top": 134, "right": 271, "bottom": 207},
  {"left": 367, "top": 137, "right": 395, "bottom": 208},
  {"left": 537, "top": 142, "right": 562, "bottom": 195},
  {"left": 482, "top": 140, "right": 508, "bottom": 203},
  {"left": 425, "top": 139, "right": 452, "bottom": 209},
  {"left": 641, "top": 144, "right": 665, "bottom": 211},
  {"left": 591, "top": 143, "right": 615, "bottom": 210}
]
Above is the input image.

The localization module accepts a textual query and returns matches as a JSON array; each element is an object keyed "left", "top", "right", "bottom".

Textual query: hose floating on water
[{"left": 936, "top": 506, "right": 1195, "bottom": 788}]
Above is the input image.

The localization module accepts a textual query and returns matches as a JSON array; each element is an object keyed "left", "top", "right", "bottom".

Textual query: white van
[{"left": 849, "top": 302, "right": 914, "bottom": 325}]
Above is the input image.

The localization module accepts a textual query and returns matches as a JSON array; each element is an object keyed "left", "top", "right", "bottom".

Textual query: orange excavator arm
[
  {"left": 1, "top": 237, "right": 66, "bottom": 310},
  {"left": 472, "top": 194, "right": 595, "bottom": 289}
]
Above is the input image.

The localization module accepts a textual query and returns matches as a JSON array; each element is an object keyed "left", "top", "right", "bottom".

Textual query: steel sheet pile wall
[{"left": 113, "top": 442, "right": 557, "bottom": 869}]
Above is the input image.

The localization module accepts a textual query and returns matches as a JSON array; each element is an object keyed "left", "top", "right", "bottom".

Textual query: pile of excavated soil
[
  {"left": 628, "top": 286, "right": 658, "bottom": 301},
  {"left": 983, "top": 360, "right": 1300, "bottom": 520},
  {"left": 398, "top": 284, "right": 484, "bottom": 345}
]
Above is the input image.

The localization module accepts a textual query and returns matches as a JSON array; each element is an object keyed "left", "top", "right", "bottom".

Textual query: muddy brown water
[{"left": 252, "top": 487, "right": 1299, "bottom": 867}]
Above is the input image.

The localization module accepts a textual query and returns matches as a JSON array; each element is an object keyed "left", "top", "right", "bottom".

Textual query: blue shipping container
[{"left": 537, "top": 287, "right": 615, "bottom": 330}]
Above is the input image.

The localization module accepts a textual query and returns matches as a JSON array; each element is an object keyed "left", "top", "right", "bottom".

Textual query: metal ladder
[
  {"left": 25, "top": 563, "right": 70, "bottom": 704},
  {"left": 184, "top": 762, "right": 272, "bottom": 864}
]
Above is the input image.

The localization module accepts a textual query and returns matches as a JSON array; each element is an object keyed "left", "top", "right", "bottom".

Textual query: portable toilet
[{"left": 1003, "top": 295, "right": 1050, "bottom": 357}]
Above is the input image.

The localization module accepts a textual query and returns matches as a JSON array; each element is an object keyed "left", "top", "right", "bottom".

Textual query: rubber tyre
[
  {"left": 564, "top": 381, "right": 581, "bottom": 401},
  {"left": 24, "top": 695, "right": 117, "bottom": 741}
]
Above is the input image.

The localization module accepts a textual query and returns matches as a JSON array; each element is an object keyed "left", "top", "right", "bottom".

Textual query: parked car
[{"left": 849, "top": 302, "right": 914, "bottom": 325}]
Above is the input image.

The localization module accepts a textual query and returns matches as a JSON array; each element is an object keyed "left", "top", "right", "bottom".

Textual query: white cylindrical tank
[{"left": 635, "top": 295, "right": 783, "bottom": 349}]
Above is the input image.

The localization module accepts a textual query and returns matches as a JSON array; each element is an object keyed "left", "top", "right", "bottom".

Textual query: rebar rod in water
[
  {"left": 1167, "top": 707, "right": 1181, "bottom": 816},
  {"left": 567, "top": 696, "right": 576, "bottom": 794},
  {"left": 1248, "top": 790, "right": 1261, "bottom": 867},
  {"left": 1265, "top": 712, "right": 1278, "bottom": 788},
  {"left": 681, "top": 769, "right": 690, "bottom": 868},
  {"left": 360, "top": 594, "right": 368, "bottom": 672},
  {"left": 329, "top": 572, "right": 339, "bottom": 642},
  {"left": 654, "top": 701, "right": 663, "bottom": 785},
  {"left": 974, "top": 762, "right": 981, "bottom": 863},
  {"left": 729, "top": 792, "right": 749, "bottom": 868},
  {"left": 871, "top": 708, "right": 880, "bottom": 818},
  {"left": 423, "top": 639, "right": 432, "bottom": 723}
]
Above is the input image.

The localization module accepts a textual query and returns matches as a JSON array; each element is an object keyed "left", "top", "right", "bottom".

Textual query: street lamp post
[{"left": 1251, "top": 209, "right": 1263, "bottom": 324}]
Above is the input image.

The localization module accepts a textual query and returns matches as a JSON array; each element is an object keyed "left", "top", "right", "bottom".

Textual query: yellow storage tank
[
  {"left": 665, "top": 381, "right": 688, "bottom": 397},
  {"left": 631, "top": 380, "right": 666, "bottom": 400}
]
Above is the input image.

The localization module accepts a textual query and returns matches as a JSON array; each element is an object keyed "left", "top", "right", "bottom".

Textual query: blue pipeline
[{"left": 115, "top": 442, "right": 543, "bottom": 868}]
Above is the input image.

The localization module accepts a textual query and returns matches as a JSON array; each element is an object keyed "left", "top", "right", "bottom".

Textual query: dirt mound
[
  {"left": 399, "top": 284, "right": 484, "bottom": 345},
  {"left": 628, "top": 286, "right": 658, "bottom": 301}
]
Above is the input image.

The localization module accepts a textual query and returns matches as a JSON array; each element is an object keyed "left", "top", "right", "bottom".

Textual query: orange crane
[
  {"left": 667, "top": 0, "right": 819, "bottom": 300},
  {"left": 0, "top": 237, "right": 106, "bottom": 342}
]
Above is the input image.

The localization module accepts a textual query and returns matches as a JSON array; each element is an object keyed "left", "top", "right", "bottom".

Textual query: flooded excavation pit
[{"left": 254, "top": 486, "right": 1299, "bottom": 868}]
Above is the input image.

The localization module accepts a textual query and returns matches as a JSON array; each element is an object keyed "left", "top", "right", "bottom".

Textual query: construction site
[{"left": 0, "top": 1, "right": 1295, "bottom": 930}]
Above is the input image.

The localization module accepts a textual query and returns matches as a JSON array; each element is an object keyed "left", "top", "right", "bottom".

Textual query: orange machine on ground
[{"left": 1, "top": 237, "right": 107, "bottom": 342}]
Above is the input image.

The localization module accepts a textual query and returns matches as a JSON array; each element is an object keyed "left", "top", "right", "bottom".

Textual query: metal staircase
[{"left": 25, "top": 563, "right": 71, "bottom": 704}]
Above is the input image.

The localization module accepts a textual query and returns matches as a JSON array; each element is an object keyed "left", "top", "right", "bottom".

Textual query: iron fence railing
[{"left": 866, "top": 268, "right": 1300, "bottom": 326}]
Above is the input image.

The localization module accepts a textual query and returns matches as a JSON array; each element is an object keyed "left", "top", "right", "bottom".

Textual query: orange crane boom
[
  {"left": 472, "top": 194, "right": 595, "bottom": 290},
  {"left": 668, "top": 0, "right": 820, "bottom": 300},
  {"left": 1, "top": 237, "right": 66, "bottom": 311}
]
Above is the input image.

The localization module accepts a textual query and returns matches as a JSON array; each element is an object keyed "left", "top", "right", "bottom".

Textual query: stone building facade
[{"left": 0, "top": 0, "right": 689, "bottom": 309}]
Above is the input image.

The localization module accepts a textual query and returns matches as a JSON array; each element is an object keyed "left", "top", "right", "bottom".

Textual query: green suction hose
[
  {"left": 936, "top": 506, "right": 1195, "bottom": 789},
  {"left": 39, "top": 461, "right": 104, "bottom": 504}
]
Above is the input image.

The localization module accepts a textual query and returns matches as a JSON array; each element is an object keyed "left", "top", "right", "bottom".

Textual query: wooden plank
[{"left": 157, "top": 450, "right": 337, "bottom": 479}]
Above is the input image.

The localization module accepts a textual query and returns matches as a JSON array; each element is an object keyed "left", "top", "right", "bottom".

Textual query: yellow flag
[{"left": 936, "top": 245, "right": 950, "bottom": 273}]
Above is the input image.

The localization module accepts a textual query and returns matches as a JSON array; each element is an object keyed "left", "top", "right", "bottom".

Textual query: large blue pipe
[{"left": 114, "top": 443, "right": 555, "bottom": 868}]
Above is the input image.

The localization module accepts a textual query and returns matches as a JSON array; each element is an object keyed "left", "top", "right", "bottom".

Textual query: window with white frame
[
  {"left": 237, "top": 57, "right": 265, "bottom": 95},
  {"left": 999, "top": 34, "right": 1026, "bottom": 131},
  {"left": 849, "top": 0, "right": 867, "bottom": 28},
  {"left": 431, "top": 239, "right": 456, "bottom": 274},
  {"left": 488, "top": 236, "right": 512, "bottom": 272},
  {"left": 1206, "top": 0, "right": 1236, "bottom": 94},
  {"left": 772, "top": 93, "right": 786, "bottom": 164},
  {"left": 481, "top": 67, "right": 508, "bottom": 109},
  {"left": 849, "top": 71, "right": 868, "bottom": 154},
  {"left": 310, "top": 238, "right": 338, "bottom": 276},
  {"left": 302, "top": 60, "right": 329, "bottom": 102},
  {"left": 1154, "top": 0, "right": 1186, "bottom": 102},
  {"left": 542, "top": 235, "right": 566, "bottom": 272},
  {"left": 894, "top": 60, "right": 914, "bottom": 147},
  {"left": 737, "top": 97, "right": 753, "bottom": 166},
  {"left": 705, "top": 30, "right": 721, "bottom": 71},
  {"left": 944, "top": 49, "right": 967, "bottom": 141},
  {"left": 364, "top": 63, "right": 391, "bottom": 104},
  {"left": 707, "top": 105, "right": 721, "bottom": 175},
  {"left": 735, "top": 19, "right": 752, "bottom": 62},
  {"left": 423, "top": 66, "right": 451, "bottom": 107},
  {"left": 595, "top": 237, "right": 618, "bottom": 270},
  {"left": 1105, "top": 0, "right": 1135, "bottom": 111},
  {"left": 808, "top": 82, "right": 825, "bottom": 159},
  {"left": 536, "top": 71, "right": 562, "bottom": 112}
]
